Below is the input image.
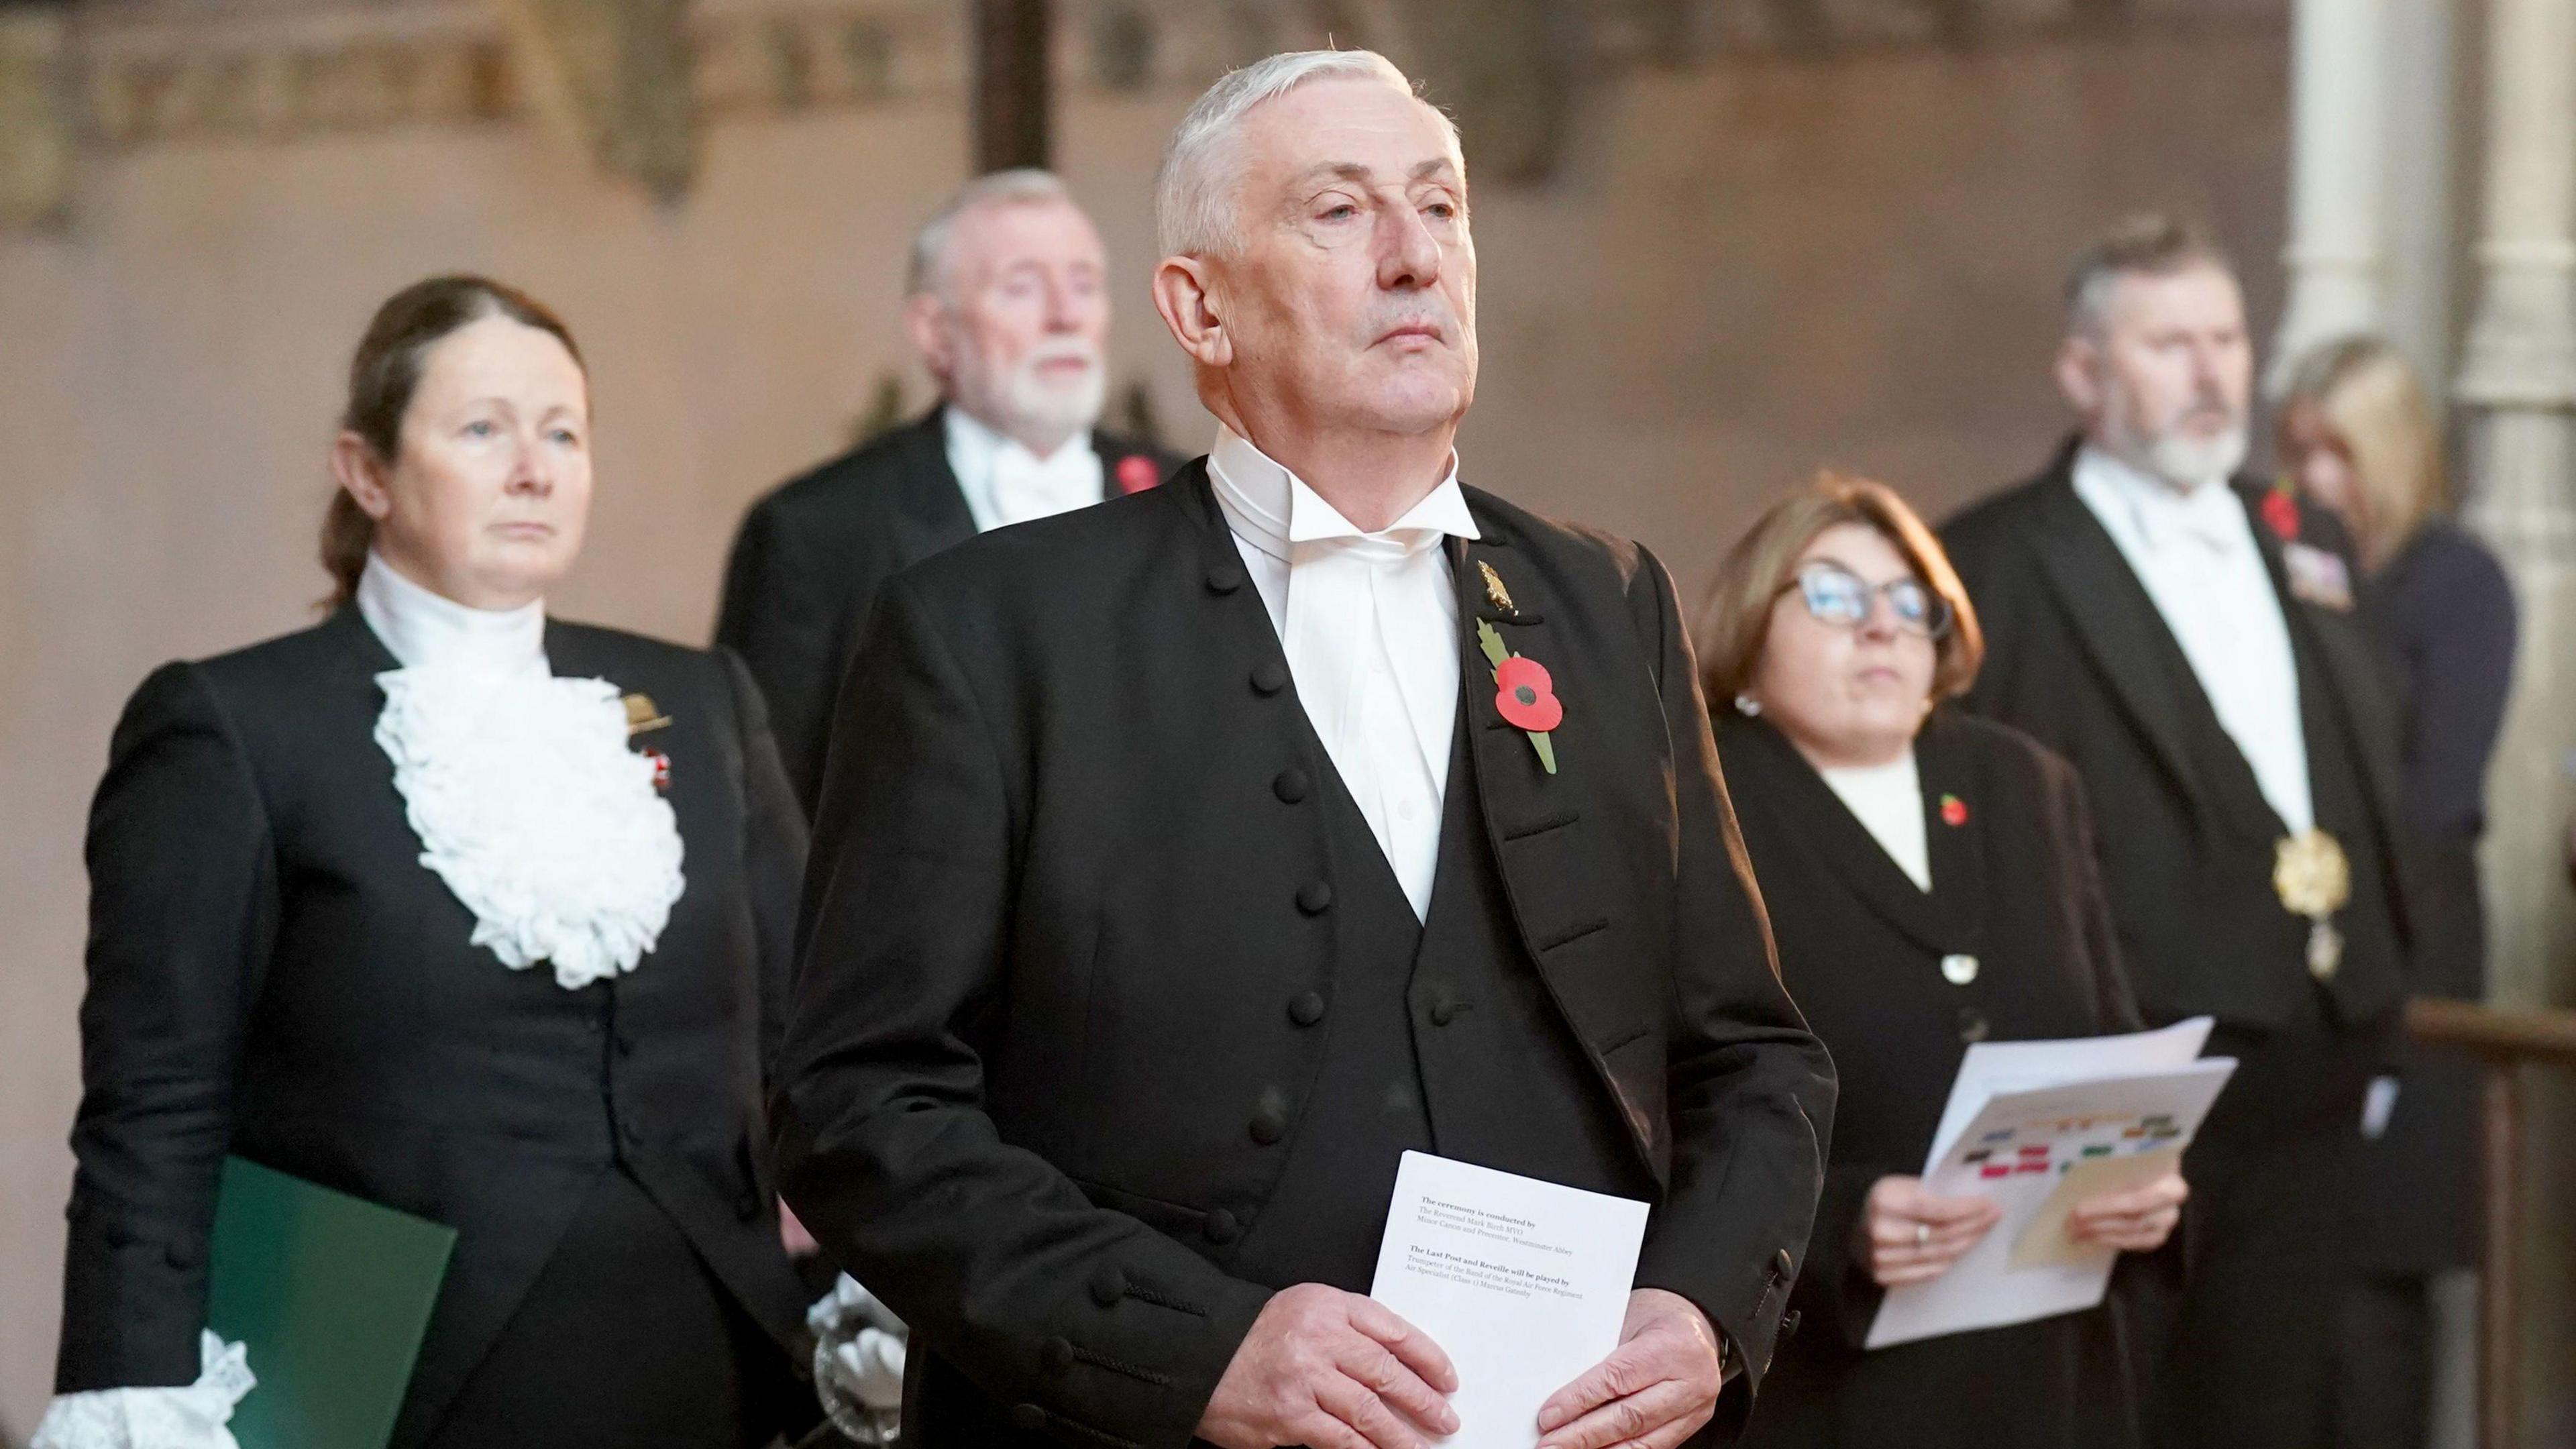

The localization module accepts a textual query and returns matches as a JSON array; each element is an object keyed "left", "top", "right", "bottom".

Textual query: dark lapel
[
  {"left": 1731, "top": 712, "right": 1961, "bottom": 955},
  {"left": 1446, "top": 514, "right": 1661, "bottom": 1178},
  {"left": 2029, "top": 456, "right": 2218, "bottom": 818},
  {"left": 888, "top": 407, "right": 979, "bottom": 565},
  {"left": 1915, "top": 710, "right": 1990, "bottom": 951},
  {"left": 2234, "top": 484, "right": 2410, "bottom": 851}
]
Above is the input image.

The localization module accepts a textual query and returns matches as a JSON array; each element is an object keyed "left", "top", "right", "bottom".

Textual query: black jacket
[
  {"left": 772, "top": 464, "right": 1837, "bottom": 1449},
  {"left": 1939, "top": 445, "right": 2413, "bottom": 1044},
  {"left": 55, "top": 608, "right": 812, "bottom": 1447},
  {"left": 714, "top": 406, "right": 1180, "bottom": 816},
  {"left": 1720, "top": 709, "right": 2149, "bottom": 1449}
]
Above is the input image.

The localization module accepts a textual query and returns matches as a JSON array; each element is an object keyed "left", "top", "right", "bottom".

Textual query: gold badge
[
  {"left": 2272, "top": 828, "right": 2352, "bottom": 980},
  {"left": 1478, "top": 560, "right": 1516, "bottom": 614},
  {"left": 623, "top": 692, "right": 672, "bottom": 736}
]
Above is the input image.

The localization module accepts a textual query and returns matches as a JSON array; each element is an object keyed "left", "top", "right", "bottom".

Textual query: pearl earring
[{"left": 1734, "top": 692, "right": 1762, "bottom": 716}]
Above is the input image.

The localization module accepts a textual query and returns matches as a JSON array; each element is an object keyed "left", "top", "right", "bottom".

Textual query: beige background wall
[{"left": 0, "top": 20, "right": 2304, "bottom": 1433}]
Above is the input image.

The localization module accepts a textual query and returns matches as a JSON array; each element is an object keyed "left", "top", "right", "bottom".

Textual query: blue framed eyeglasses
[{"left": 1784, "top": 561, "right": 1953, "bottom": 639}]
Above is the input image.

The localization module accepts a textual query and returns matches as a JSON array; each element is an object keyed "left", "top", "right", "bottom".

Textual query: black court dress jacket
[
  {"left": 773, "top": 463, "right": 1837, "bottom": 1449},
  {"left": 55, "top": 608, "right": 813, "bottom": 1448},
  {"left": 1719, "top": 709, "right": 2151, "bottom": 1449},
  {"left": 714, "top": 406, "right": 1181, "bottom": 817}
]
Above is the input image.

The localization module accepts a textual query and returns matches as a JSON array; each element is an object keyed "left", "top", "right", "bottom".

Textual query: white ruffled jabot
[
  {"left": 31, "top": 1333, "right": 254, "bottom": 1449},
  {"left": 356, "top": 551, "right": 686, "bottom": 991},
  {"left": 374, "top": 664, "right": 686, "bottom": 990}
]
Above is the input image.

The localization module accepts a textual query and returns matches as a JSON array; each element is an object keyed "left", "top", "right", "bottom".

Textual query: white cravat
[
  {"left": 2072, "top": 445, "right": 2314, "bottom": 833},
  {"left": 1208, "top": 426, "right": 1481, "bottom": 921},
  {"left": 943, "top": 406, "right": 1104, "bottom": 533},
  {"left": 355, "top": 551, "right": 549, "bottom": 676},
  {"left": 1819, "top": 751, "right": 1932, "bottom": 893}
]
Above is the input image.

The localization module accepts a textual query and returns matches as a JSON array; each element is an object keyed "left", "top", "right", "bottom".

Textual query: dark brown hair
[
  {"left": 1694, "top": 472, "right": 1986, "bottom": 706},
  {"left": 320, "top": 275, "right": 586, "bottom": 608}
]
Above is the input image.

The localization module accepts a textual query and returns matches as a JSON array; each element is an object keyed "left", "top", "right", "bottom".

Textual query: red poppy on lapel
[
  {"left": 1493, "top": 655, "right": 1564, "bottom": 733},
  {"left": 645, "top": 749, "right": 672, "bottom": 793},
  {"left": 2259, "top": 484, "right": 2301, "bottom": 542},
  {"left": 1940, "top": 792, "right": 1968, "bottom": 827},
  {"left": 1115, "top": 455, "right": 1161, "bottom": 494}
]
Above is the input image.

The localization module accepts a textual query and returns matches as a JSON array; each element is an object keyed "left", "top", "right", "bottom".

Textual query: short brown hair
[
  {"left": 320, "top": 275, "right": 584, "bottom": 608},
  {"left": 2064, "top": 213, "right": 2235, "bottom": 337},
  {"left": 1695, "top": 472, "right": 1985, "bottom": 706}
]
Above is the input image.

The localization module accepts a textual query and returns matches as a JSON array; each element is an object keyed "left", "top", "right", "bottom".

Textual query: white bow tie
[{"left": 989, "top": 441, "right": 1098, "bottom": 526}]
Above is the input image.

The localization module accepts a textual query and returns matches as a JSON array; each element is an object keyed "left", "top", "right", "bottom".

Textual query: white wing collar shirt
[
  {"left": 945, "top": 405, "right": 1104, "bottom": 533},
  {"left": 1208, "top": 425, "right": 1480, "bottom": 921},
  {"left": 2072, "top": 444, "right": 2314, "bottom": 833}
]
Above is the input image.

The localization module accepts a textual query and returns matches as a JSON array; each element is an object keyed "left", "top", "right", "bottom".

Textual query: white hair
[
  {"left": 1153, "top": 49, "right": 1460, "bottom": 260},
  {"left": 906, "top": 168, "right": 1079, "bottom": 299}
]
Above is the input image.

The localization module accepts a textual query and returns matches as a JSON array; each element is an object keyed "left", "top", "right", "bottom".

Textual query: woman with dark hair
[
  {"left": 34, "top": 276, "right": 814, "bottom": 1449},
  {"left": 2279, "top": 337, "right": 2518, "bottom": 1449},
  {"left": 1703, "top": 475, "right": 2185, "bottom": 1449}
]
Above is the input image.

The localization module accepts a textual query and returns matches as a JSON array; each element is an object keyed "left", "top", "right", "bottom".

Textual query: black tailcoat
[
  {"left": 56, "top": 608, "right": 812, "bottom": 1448},
  {"left": 714, "top": 406, "right": 1180, "bottom": 817},
  {"left": 1719, "top": 709, "right": 2152, "bottom": 1449},
  {"left": 773, "top": 464, "right": 1837, "bottom": 1449},
  {"left": 1939, "top": 444, "right": 2416, "bottom": 1448}
]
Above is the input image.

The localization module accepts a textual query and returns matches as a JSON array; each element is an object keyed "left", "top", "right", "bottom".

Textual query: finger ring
[{"left": 1914, "top": 1222, "right": 1930, "bottom": 1247}]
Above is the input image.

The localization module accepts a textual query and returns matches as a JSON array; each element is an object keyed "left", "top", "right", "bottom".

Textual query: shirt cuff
[{"left": 31, "top": 1333, "right": 254, "bottom": 1449}]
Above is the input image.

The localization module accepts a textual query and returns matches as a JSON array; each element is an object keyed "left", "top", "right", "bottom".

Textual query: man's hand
[
  {"left": 1860, "top": 1174, "right": 2002, "bottom": 1287},
  {"left": 1196, "top": 1283, "right": 1460, "bottom": 1449},
  {"left": 1534, "top": 1288, "right": 1725, "bottom": 1449},
  {"left": 2067, "top": 1169, "right": 2188, "bottom": 1252}
]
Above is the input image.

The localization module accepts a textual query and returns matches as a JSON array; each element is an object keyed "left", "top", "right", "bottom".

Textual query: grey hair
[
  {"left": 906, "top": 168, "right": 1079, "bottom": 299},
  {"left": 2063, "top": 213, "right": 2237, "bottom": 338},
  {"left": 1153, "top": 49, "right": 1460, "bottom": 260}
]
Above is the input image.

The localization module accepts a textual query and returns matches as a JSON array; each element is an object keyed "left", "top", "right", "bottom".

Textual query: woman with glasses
[{"left": 1699, "top": 474, "right": 2183, "bottom": 1449}]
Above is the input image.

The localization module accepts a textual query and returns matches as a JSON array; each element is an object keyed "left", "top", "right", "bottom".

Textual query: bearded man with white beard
[
  {"left": 1942, "top": 216, "right": 2416, "bottom": 1449},
  {"left": 718, "top": 170, "right": 1181, "bottom": 816}
]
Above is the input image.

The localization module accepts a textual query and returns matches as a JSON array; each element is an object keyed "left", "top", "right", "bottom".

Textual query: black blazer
[
  {"left": 1719, "top": 710, "right": 2148, "bottom": 1448},
  {"left": 714, "top": 406, "right": 1181, "bottom": 816},
  {"left": 773, "top": 464, "right": 1837, "bottom": 1449},
  {"left": 56, "top": 608, "right": 812, "bottom": 1447},
  {"left": 1939, "top": 445, "right": 2414, "bottom": 1041}
]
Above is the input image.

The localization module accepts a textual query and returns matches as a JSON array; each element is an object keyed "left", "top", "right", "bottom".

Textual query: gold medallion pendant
[{"left": 2272, "top": 828, "right": 2351, "bottom": 981}]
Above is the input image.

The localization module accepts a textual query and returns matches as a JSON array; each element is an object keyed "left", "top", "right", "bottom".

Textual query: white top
[
  {"left": 31, "top": 1332, "right": 254, "bottom": 1449},
  {"left": 356, "top": 551, "right": 548, "bottom": 677},
  {"left": 1819, "top": 752, "right": 1933, "bottom": 893},
  {"left": 1208, "top": 426, "right": 1481, "bottom": 921},
  {"left": 2072, "top": 445, "right": 2314, "bottom": 834},
  {"left": 358, "top": 551, "right": 687, "bottom": 991},
  {"left": 944, "top": 406, "right": 1104, "bottom": 533}
]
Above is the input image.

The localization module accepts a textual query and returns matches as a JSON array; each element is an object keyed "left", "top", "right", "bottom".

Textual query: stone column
[
  {"left": 2377, "top": 0, "right": 2459, "bottom": 392},
  {"left": 2268, "top": 0, "right": 2389, "bottom": 393},
  {"left": 2455, "top": 0, "right": 2576, "bottom": 1436}
]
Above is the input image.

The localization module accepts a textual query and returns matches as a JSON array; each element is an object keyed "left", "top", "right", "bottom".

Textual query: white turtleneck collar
[{"left": 355, "top": 551, "right": 549, "bottom": 677}]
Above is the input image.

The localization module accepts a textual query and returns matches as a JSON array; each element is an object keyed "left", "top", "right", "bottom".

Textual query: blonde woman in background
[{"left": 2279, "top": 335, "right": 2517, "bottom": 1449}]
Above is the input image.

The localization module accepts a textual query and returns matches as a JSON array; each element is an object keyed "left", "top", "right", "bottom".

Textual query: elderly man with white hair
[
  {"left": 771, "top": 50, "right": 1832, "bottom": 1449},
  {"left": 716, "top": 168, "right": 1177, "bottom": 818}
]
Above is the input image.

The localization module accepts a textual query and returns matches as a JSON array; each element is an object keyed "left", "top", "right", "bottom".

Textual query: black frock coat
[
  {"left": 771, "top": 464, "right": 1838, "bottom": 1449},
  {"left": 1719, "top": 709, "right": 2151, "bottom": 1449},
  {"left": 54, "top": 607, "right": 813, "bottom": 1448},
  {"left": 714, "top": 406, "right": 1181, "bottom": 817}
]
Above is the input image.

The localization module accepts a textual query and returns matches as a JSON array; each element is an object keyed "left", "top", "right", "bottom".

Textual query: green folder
[{"left": 205, "top": 1157, "right": 457, "bottom": 1449}]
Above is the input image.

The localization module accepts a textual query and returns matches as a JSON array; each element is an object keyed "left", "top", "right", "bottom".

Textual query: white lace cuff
[
  {"left": 30, "top": 1334, "right": 254, "bottom": 1449},
  {"left": 810, "top": 1273, "right": 908, "bottom": 1414}
]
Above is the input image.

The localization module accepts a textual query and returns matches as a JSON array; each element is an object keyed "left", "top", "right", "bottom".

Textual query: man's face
[
  {"left": 1209, "top": 77, "right": 1477, "bottom": 439},
  {"left": 2062, "top": 264, "right": 2253, "bottom": 488},
  {"left": 918, "top": 199, "right": 1110, "bottom": 451}
]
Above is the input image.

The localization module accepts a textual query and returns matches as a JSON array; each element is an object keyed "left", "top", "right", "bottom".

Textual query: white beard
[
  {"left": 985, "top": 339, "right": 1106, "bottom": 451},
  {"left": 2139, "top": 424, "right": 2249, "bottom": 490}
]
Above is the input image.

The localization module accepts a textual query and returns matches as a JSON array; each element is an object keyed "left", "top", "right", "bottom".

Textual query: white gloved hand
[{"left": 32, "top": 1332, "right": 255, "bottom": 1449}]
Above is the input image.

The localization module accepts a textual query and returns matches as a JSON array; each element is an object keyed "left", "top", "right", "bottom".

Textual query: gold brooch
[
  {"left": 623, "top": 693, "right": 672, "bottom": 736},
  {"left": 2273, "top": 828, "right": 2351, "bottom": 979},
  {"left": 1478, "top": 560, "right": 1516, "bottom": 615}
]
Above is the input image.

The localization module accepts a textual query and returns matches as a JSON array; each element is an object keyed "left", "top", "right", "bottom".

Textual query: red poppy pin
[
  {"left": 2259, "top": 482, "right": 2301, "bottom": 542},
  {"left": 645, "top": 749, "right": 672, "bottom": 793},
  {"left": 1115, "top": 455, "right": 1162, "bottom": 495},
  {"left": 1477, "top": 616, "right": 1560, "bottom": 775},
  {"left": 1940, "top": 793, "right": 1969, "bottom": 827}
]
